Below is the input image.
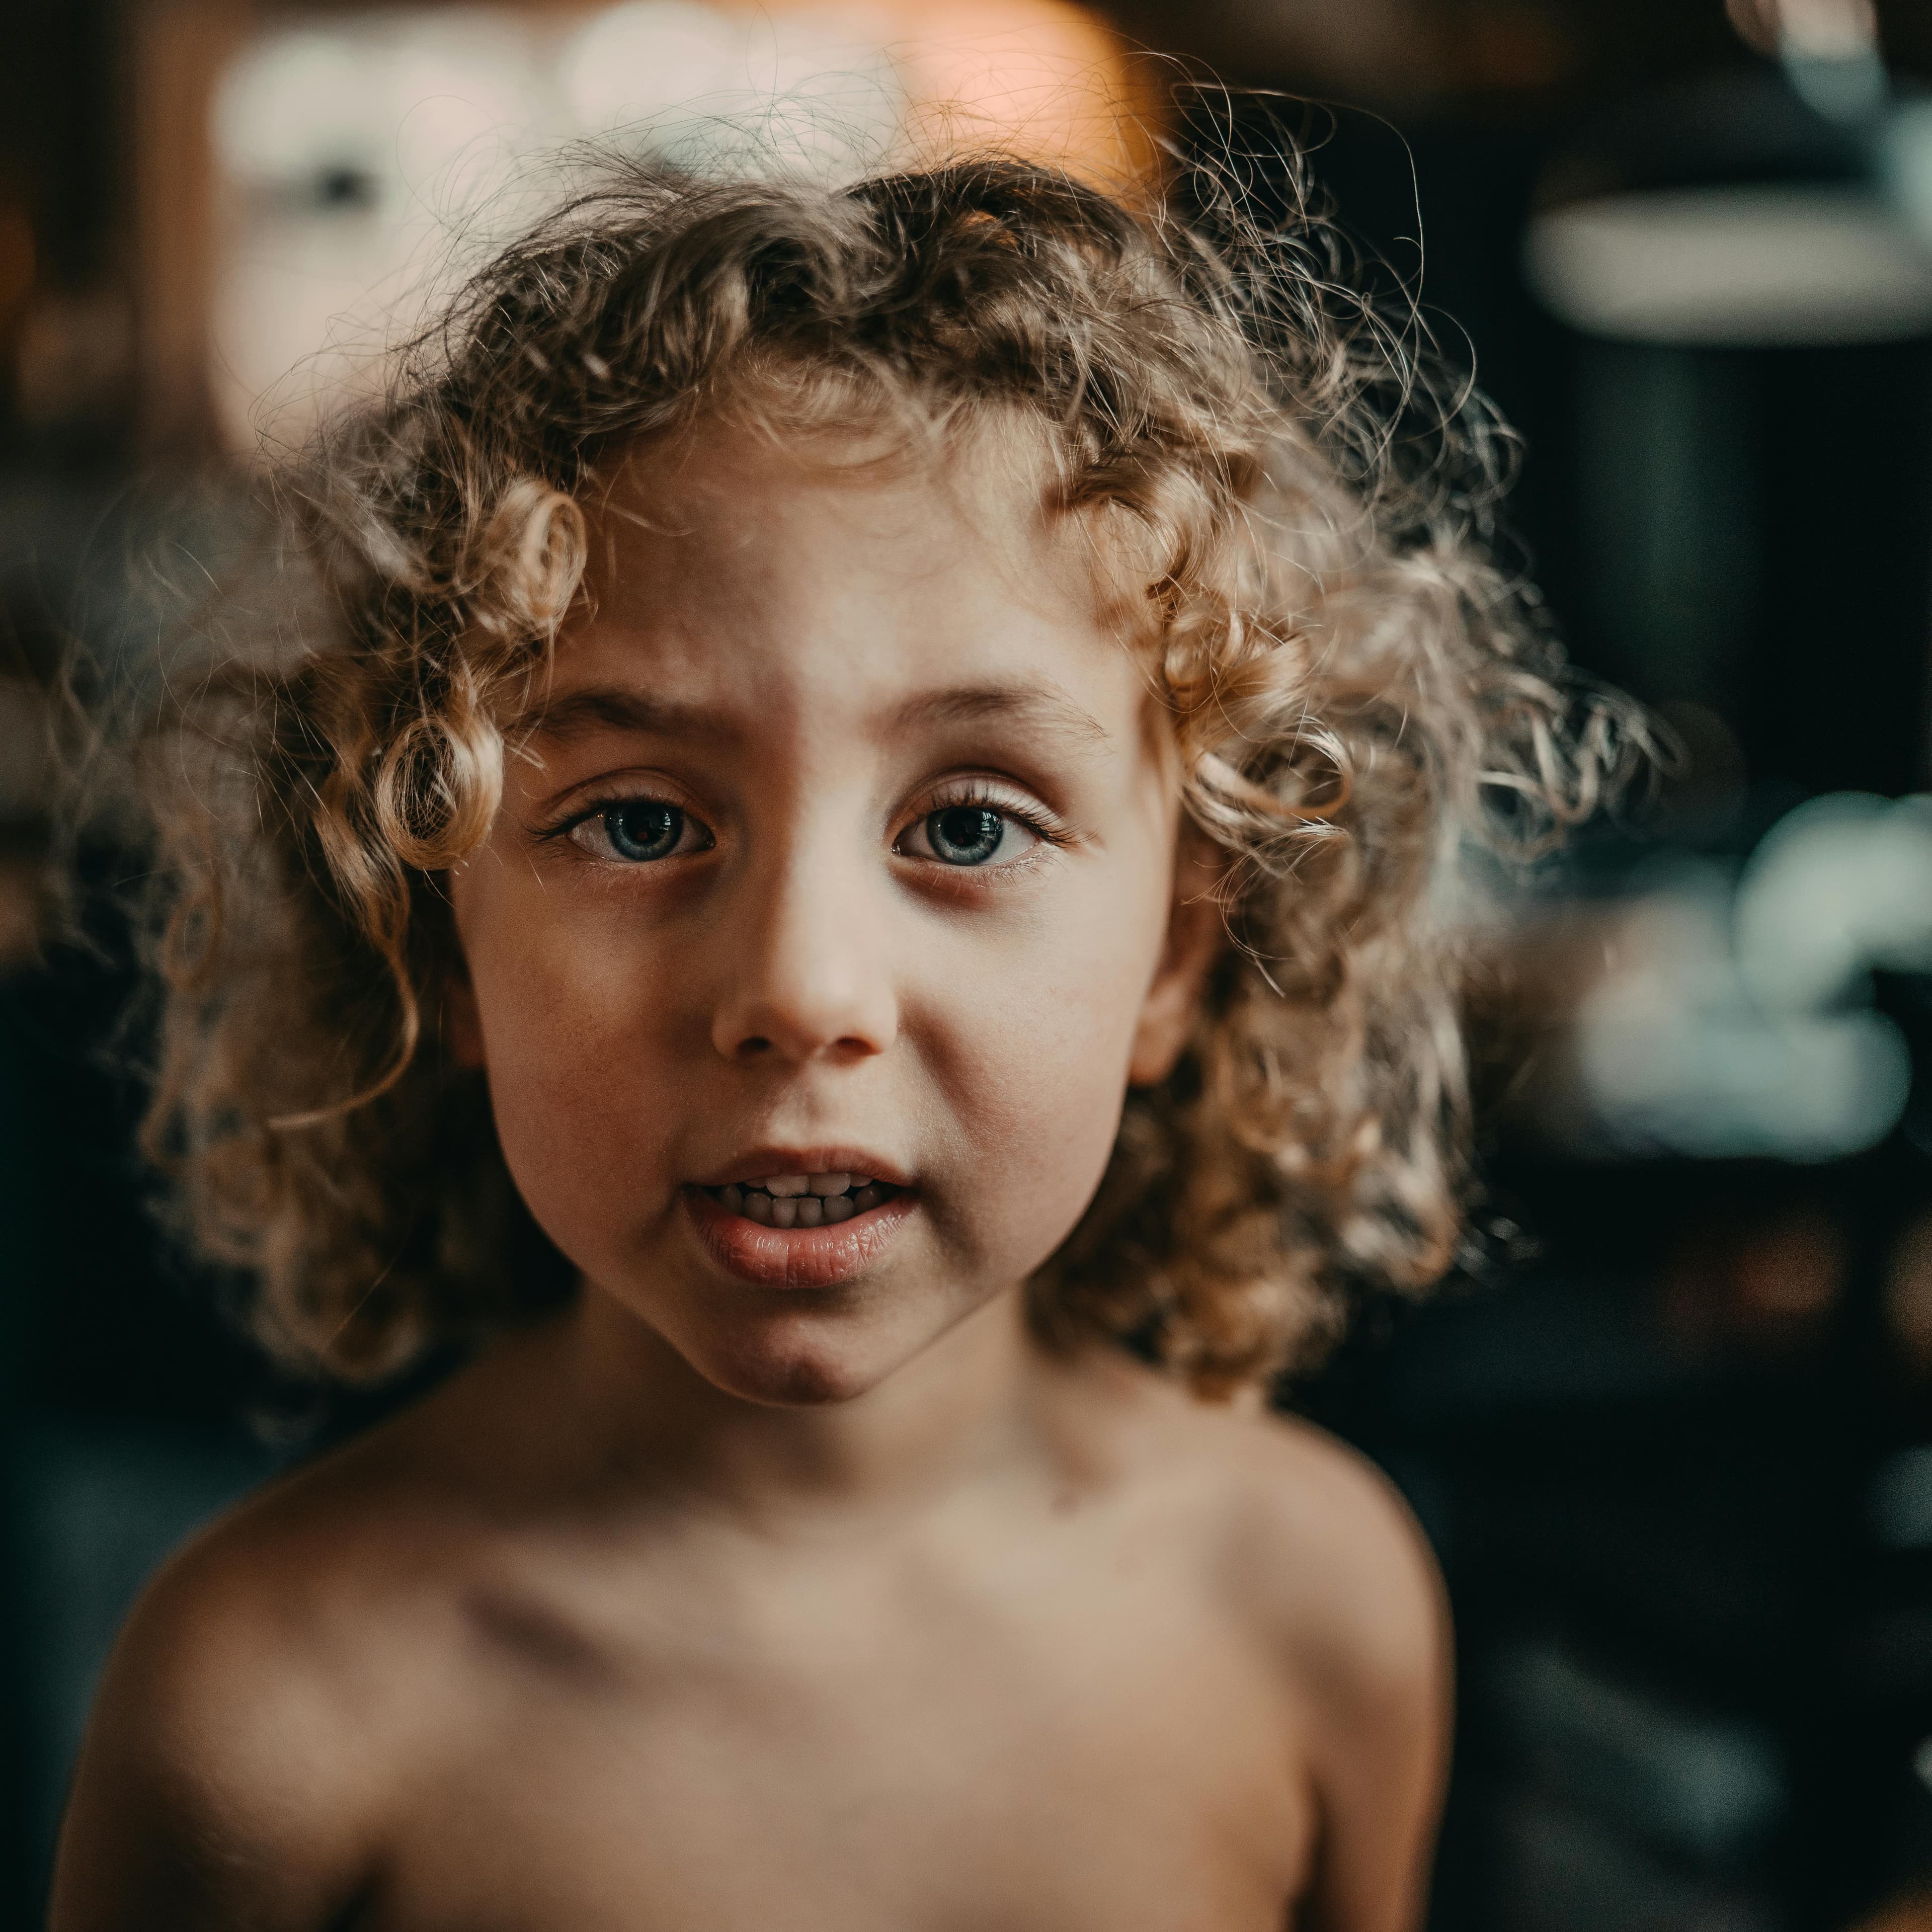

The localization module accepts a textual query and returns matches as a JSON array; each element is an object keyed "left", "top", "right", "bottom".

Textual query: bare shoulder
[
  {"left": 48, "top": 1394, "right": 485, "bottom": 1931},
  {"left": 1221, "top": 1408, "right": 1447, "bottom": 1720},
  {"left": 1123, "top": 1375, "right": 1452, "bottom": 1930},
  {"left": 1069, "top": 1353, "right": 1445, "bottom": 1684},
  {"left": 1059, "top": 1353, "right": 1451, "bottom": 1926}
]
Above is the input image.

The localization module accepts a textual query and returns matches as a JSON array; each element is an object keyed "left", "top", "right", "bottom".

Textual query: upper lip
[{"left": 690, "top": 1148, "right": 915, "bottom": 1190}]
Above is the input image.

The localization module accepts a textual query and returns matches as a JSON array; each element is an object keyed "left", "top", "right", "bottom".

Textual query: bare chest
[{"left": 353, "top": 1566, "right": 1311, "bottom": 1932}]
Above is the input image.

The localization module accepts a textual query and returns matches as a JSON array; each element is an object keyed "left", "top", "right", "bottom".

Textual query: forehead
[
  {"left": 550, "top": 414, "right": 1146, "bottom": 717},
  {"left": 588, "top": 413, "right": 1075, "bottom": 602}
]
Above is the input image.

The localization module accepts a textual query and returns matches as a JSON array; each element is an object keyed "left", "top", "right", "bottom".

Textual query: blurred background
[{"left": 5, "top": 0, "right": 1932, "bottom": 1924}]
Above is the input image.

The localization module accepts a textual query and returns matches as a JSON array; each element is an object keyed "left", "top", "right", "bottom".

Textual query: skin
[{"left": 49, "top": 420, "right": 1449, "bottom": 1932}]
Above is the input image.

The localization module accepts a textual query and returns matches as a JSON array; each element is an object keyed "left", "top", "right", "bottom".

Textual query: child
[{"left": 50, "top": 155, "right": 1615, "bottom": 1930}]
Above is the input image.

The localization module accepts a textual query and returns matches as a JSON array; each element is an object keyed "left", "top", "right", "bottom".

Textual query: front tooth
[
  {"left": 822, "top": 1195, "right": 854, "bottom": 1223},
  {"left": 847, "top": 1175, "right": 872, "bottom": 1189},
  {"left": 766, "top": 1175, "right": 809, "bottom": 1198},
  {"left": 770, "top": 1196, "right": 798, "bottom": 1228},
  {"left": 794, "top": 1197, "right": 823, "bottom": 1227},
  {"left": 809, "top": 1173, "right": 849, "bottom": 1197},
  {"left": 744, "top": 1191, "right": 775, "bottom": 1225}
]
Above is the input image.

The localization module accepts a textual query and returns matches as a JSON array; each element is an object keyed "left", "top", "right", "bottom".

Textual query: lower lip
[{"left": 682, "top": 1188, "right": 917, "bottom": 1289}]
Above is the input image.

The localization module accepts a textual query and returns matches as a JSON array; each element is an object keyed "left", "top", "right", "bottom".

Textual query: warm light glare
[{"left": 206, "top": 0, "right": 1146, "bottom": 451}]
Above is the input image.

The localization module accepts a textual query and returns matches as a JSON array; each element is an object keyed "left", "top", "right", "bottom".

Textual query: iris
[
  {"left": 926, "top": 806, "right": 1006, "bottom": 866},
  {"left": 604, "top": 801, "right": 685, "bottom": 862}
]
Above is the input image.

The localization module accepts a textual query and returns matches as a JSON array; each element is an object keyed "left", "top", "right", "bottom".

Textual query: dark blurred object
[
  {"left": 9, "top": 1418, "right": 279, "bottom": 1874},
  {"left": 1300, "top": 1162, "right": 1897, "bottom": 1930},
  {"left": 1483, "top": 1638, "right": 1786, "bottom": 1869},
  {"left": 1244, "top": 12, "right": 1932, "bottom": 1930},
  {"left": 1111, "top": 0, "right": 1929, "bottom": 114},
  {"left": 1660, "top": 1201, "right": 1848, "bottom": 1355}
]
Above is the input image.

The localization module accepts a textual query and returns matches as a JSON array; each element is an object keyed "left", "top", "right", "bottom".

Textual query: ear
[
  {"left": 1128, "top": 825, "right": 1228, "bottom": 1088},
  {"left": 444, "top": 971, "right": 486, "bottom": 1072}
]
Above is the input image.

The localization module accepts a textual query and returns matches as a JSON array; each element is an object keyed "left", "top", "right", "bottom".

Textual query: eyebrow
[
  {"left": 527, "top": 681, "right": 1111, "bottom": 750},
  {"left": 890, "top": 683, "right": 1112, "bottom": 749},
  {"left": 525, "top": 687, "right": 734, "bottom": 744}
]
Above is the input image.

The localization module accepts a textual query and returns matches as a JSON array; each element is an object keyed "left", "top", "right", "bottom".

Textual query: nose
[{"left": 709, "top": 832, "right": 899, "bottom": 1065}]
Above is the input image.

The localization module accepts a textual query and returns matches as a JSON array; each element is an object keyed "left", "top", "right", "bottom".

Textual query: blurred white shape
[
  {"left": 214, "top": 29, "right": 382, "bottom": 188},
  {"left": 556, "top": 2, "right": 903, "bottom": 173},
  {"left": 1580, "top": 993, "right": 1909, "bottom": 1164},
  {"left": 1735, "top": 792, "right": 1932, "bottom": 1011},
  {"left": 1525, "top": 186, "right": 1932, "bottom": 347},
  {"left": 383, "top": 18, "right": 545, "bottom": 206},
  {"left": 1570, "top": 807, "right": 1928, "bottom": 1160},
  {"left": 1776, "top": 0, "right": 1886, "bottom": 123},
  {"left": 558, "top": 3, "right": 744, "bottom": 135},
  {"left": 212, "top": 12, "right": 553, "bottom": 452},
  {"left": 1725, "top": 0, "right": 1888, "bottom": 123},
  {"left": 215, "top": 14, "right": 543, "bottom": 208},
  {"left": 1879, "top": 99, "right": 1932, "bottom": 252},
  {"left": 756, "top": 10, "right": 906, "bottom": 168},
  {"left": 1772, "top": 0, "right": 1877, "bottom": 61},
  {"left": 1725, "top": 0, "right": 1875, "bottom": 56},
  {"left": 1784, "top": 49, "right": 1888, "bottom": 125}
]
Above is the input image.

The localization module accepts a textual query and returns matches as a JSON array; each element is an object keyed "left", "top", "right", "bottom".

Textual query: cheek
[
  {"left": 914, "top": 891, "right": 1163, "bottom": 1274},
  {"left": 454, "top": 876, "right": 684, "bottom": 1258}
]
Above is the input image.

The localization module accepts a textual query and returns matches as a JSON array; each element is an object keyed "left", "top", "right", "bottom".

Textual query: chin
[{"left": 686, "top": 1318, "right": 905, "bottom": 1409}]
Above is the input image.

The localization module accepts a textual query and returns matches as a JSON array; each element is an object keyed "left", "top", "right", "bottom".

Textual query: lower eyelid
[{"left": 909, "top": 845, "right": 1055, "bottom": 893}]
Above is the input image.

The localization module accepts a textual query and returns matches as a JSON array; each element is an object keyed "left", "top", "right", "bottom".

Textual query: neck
[{"left": 540, "top": 1283, "right": 1047, "bottom": 1522}]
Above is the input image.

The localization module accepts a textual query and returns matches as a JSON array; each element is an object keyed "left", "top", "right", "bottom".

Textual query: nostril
[{"left": 739, "top": 1036, "right": 771, "bottom": 1056}]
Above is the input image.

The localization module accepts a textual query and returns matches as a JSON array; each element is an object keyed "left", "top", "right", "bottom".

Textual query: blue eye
[
  {"left": 567, "top": 799, "right": 709, "bottom": 863},
  {"left": 926, "top": 806, "right": 1007, "bottom": 866},
  {"left": 606, "top": 801, "right": 683, "bottom": 861},
  {"left": 898, "top": 797, "right": 1050, "bottom": 869}
]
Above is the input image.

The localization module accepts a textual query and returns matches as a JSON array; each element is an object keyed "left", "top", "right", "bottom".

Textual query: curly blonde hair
[{"left": 121, "top": 151, "right": 1629, "bottom": 1394}]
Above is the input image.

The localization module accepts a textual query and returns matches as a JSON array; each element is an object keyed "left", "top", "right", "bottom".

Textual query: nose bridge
[{"left": 711, "top": 795, "right": 897, "bottom": 1064}]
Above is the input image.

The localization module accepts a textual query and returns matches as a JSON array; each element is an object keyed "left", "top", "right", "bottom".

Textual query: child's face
[{"left": 449, "top": 417, "right": 1220, "bottom": 1406}]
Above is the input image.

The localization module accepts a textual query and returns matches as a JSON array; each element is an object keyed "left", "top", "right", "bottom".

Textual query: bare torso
[
  {"left": 50, "top": 1304, "right": 1444, "bottom": 1932},
  {"left": 345, "top": 1476, "right": 1310, "bottom": 1929}
]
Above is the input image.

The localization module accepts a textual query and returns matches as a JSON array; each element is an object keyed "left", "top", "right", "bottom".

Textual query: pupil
[
  {"left": 930, "top": 806, "right": 1003, "bottom": 865},
  {"left": 607, "top": 802, "right": 680, "bottom": 861}
]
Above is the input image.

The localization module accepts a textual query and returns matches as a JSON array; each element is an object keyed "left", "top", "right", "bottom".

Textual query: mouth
[
  {"left": 682, "top": 1164, "right": 916, "bottom": 1289},
  {"left": 699, "top": 1170, "right": 903, "bottom": 1230}
]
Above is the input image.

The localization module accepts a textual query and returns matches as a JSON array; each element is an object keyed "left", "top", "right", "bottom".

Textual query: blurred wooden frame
[
  {"left": 132, "top": 0, "right": 250, "bottom": 453},
  {"left": 128, "top": 0, "right": 1163, "bottom": 457}
]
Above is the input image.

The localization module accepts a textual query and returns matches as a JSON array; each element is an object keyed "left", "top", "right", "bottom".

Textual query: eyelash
[
  {"left": 537, "top": 781, "right": 1073, "bottom": 865},
  {"left": 538, "top": 792, "right": 706, "bottom": 860},
  {"left": 911, "top": 782, "right": 1073, "bottom": 856}
]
